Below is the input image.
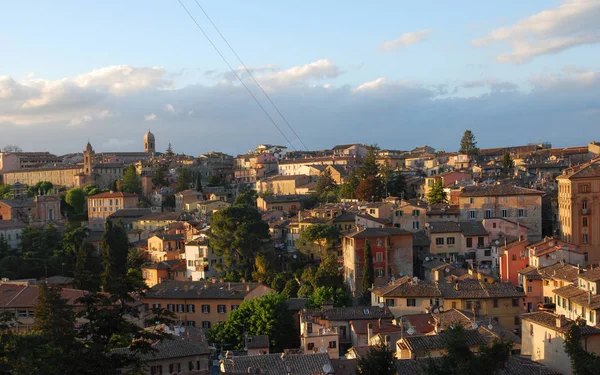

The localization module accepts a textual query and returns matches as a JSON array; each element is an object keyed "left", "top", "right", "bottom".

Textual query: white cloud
[
  {"left": 24, "top": 72, "right": 36, "bottom": 80},
  {"left": 164, "top": 104, "right": 175, "bottom": 113},
  {"left": 473, "top": 0, "right": 600, "bottom": 63},
  {"left": 354, "top": 77, "right": 387, "bottom": 92},
  {"left": 381, "top": 29, "right": 433, "bottom": 51},
  {"left": 144, "top": 113, "right": 157, "bottom": 121},
  {"left": 463, "top": 78, "right": 519, "bottom": 91},
  {"left": 256, "top": 59, "right": 341, "bottom": 87},
  {"left": 69, "top": 110, "right": 112, "bottom": 126},
  {"left": 101, "top": 138, "right": 135, "bottom": 150}
]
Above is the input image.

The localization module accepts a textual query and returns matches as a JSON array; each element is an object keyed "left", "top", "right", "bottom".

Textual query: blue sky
[{"left": 1, "top": 0, "right": 599, "bottom": 155}]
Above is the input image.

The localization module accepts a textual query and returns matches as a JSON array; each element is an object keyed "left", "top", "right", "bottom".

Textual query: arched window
[{"left": 582, "top": 200, "right": 588, "bottom": 210}]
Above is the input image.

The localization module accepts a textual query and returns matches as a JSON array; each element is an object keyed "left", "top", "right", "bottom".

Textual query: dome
[{"left": 144, "top": 130, "right": 155, "bottom": 141}]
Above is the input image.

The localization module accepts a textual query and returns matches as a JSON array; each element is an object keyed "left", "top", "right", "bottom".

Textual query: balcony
[{"left": 582, "top": 208, "right": 589, "bottom": 215}]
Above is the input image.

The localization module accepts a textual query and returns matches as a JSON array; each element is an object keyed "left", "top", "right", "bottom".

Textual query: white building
[
  {"left": 184, "top": 237, "right": 223, "bottom": 281},
  {"left": 0, "top": 221, "right": 26, "bottom": 249}
]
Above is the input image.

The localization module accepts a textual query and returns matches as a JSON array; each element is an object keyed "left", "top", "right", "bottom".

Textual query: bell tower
[
  {"left": 84, "top": 141, "right": 94, "bottom": 175},
  {"left": 144, "top": 130, "right": 156, "bottom": 154}
]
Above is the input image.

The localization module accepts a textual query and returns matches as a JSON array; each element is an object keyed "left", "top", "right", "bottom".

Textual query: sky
[{"left": 0, "top": 0, "right": 599, "bottom": 155}]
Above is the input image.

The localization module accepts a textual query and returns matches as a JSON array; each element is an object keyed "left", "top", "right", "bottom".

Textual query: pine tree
[
  {"left": 33, "top": 284, "right": 76, "bottom": 340},
  {"left": 501, "top": 152, "right": 514, "bottom": 171},
  {"left": 356, "top": 341, "right": 396, "bottom": 375},
  {"left": 121, "top": 165, "right": 140, "bottom": 194},
  {"left": 314, "top": 169, "right": 337, "bottom": 203},
  {"left": 361, "top": 240, "right": 374, "bottom": 302},
  {"left": 195, "top": 173, "right": 203, "bottom": 193},
  {"left": 459, "top": 130, "right": 479, "bottom": 156},
  {"left": 166, "top": 143, "right": 174, "bottom": 156},
  {"left": 427, "top": 179, "right": 448, "bottom": 204},
  {"left": 74, "top": 240, "right": 98, "bottom": 291}
]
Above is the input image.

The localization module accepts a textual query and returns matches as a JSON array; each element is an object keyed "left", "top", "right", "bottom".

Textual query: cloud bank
[{"left": 381, "top": 29, "right": 433, "bottom": 51}]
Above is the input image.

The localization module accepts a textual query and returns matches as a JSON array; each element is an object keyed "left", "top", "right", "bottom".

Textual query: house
[
  {"left": 87, "top": 191, "right": 139, "bottom": 231},
  {"left": 332, "top": 211, "right": 357, "bottom": 232},
  {"left": 425, "top": 221, "right": 489, "bottom": 264},
  {"left": 132, "top": 211, "right": 182, "bottom": 235},
  {"left": 396, "top": 329, "right": 486, "bottom": 359},
  {"left": 438, "top": 280, "right": 525, "bottom": 330},
  {"left": 300, "top": 304, "right": 393, "bottom": 354},
  {"left": 521, "top": 311, "right": 600, "bottom": 375},
  {"left": 256, "top": 195, "right": 305, "bottom": 214},
  {"left": 141, "top": 260, "right": 186, "bottom": 288},
  {"left": 184, "top": 238, "right": 223, "bottom": 281},
  {"left": 527, "top": 237, "right": 586, "bottom": 269},
  {"left": 370, "top": 277, "right": 442, "bottom": 317},
  {"left": 142, "top": 280, "right": 272, "bottom": 329},
  {"left": 424, "top": 170, "right": 472, "bottom": 197},
  {"left": 556, "top": 158, "right": 600, "bottom": 261},
  {"left": 518, "top": 262, "right": 580, "bottom": 313},
  {"left": 342, "top": 228, "right": 413, "bottom": 297},
  {"left": 0, "top": 221, "right": 26, "bottom": 249},
  {"left": 300, "top": 311, "right": 340, "bottom": 359},
  {"left": 220, "top": 352, "right": 333, "bottom": 375},
  {"left": 256, "top": 175, "right": 311, "bottom": 195},
  {"left": 392, "top": 200, "right": 427, "bottom": 232},
  {"left": 458, "top": 185, "right": 545, "bottom": 241},
  {"left": 175, "top": 189, "right": 205, "bottom": 212},
  {"left": 332, "top": 144, "right": 368, "bottom": 158},
  {"left": 246, "top": 335, "right": 270, "bottom": 356},
  {"left": 553, "top": 268, "right": 600, "bottom": 326},
  {"left": 147, "top": 234, "right": 185, "bottom": 262},
  {"left": 106, "top": 208, "right": 152, "bottom": 240},
  {"left": 498, "top": 238, "right": 530, "bottom": 285},
  {"left": 426, "top": 203, "right": 460, "bottom": 222},
  {"left": 0, "top": 195, "right": 63, "bottom": 224}
]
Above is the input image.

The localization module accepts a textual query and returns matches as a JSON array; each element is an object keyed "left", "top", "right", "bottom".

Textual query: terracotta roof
[
  {"left": 113, "top": 337, "right": 210, "bottom": 361},
  {"left": 401, "top": 313, "right": 435, "bottom": 334},
  {"left": 522, "top": 311, "right": 600, "bottom": 335},
  {"left": 90, "top": 192, "right": 138, "bottom": 199},
  {"left": 0, "top": 283, "right": 86, "bottom": 308},
  {"left": 520, "top": 263, "right": 580, "bottom": 282},
  {"left": 459, "top": 185, "right": 544, "bottom": 197},
  {"left": 221, "top": 353, "right": 332, "bottom": 375},
  {"left": 247, "top": 335, "right": 270, "bottom": 349},
  {"left": 553, "top": 284, "right": 584, "bottom": 299},
  {"left": 144, "top": 280, "right": 269, "bottom": 300},
  {"left": 438, "top": 280, "right": 525, "bottom": 299},
  {"left": 580, "top": 268, "right": 600, "bottom": 282},
  {"left": 398, "top": 330, "right": 486, "bottom": 352},
  {"left": 557, "top": 158, "right": 600, "bottom": 180},
  {"left": 422, "top": 259, "right": 451, "bottom": 271},
  {"left": 395, "top": 356, "right": 563, "bottom": 375},
  {"left": 304, "top": 306, "right": 393, "bottom": 321},
  {"left": 344, "top": 227, "right": 412, "bottom": 239},
  {"left": 371, "top": 279, "right": 441, "bottom": 298}
]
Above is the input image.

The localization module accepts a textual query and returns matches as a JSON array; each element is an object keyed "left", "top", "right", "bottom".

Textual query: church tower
[
  {"left": 84, "top": 141, "right": 94, "bottom": 175},
  {"left": 144, "top": 130, "right": 156, "bottom": 154}
]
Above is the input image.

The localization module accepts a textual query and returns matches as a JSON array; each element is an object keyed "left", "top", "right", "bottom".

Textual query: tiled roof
[
  {"left": 438, "top": 280, "right": 525, "bottom": 299},
  {"left": 107, "top": 208, "right": 152, "bottom": 218},
  {"left": 522, "top": 311, "right": 600, "bottom": 336},
  {"left": 557, "top": 158, "right": 600, "bottom": 180},
  {"left": 0, "top": 283, "right": 86, "bottom": 308},
  {"left": 0, "top": 199, "right": 36, "bottom": 208},
  {"left": 304, "top": 306, "right": 393, "bottom": 321},
  {"left": 247, "top": 335, "right": 270, "bottom": 349},
  {"left": 459, "top": 185, "right": 544, "bottom": 197},
  {"left": 113, "top": 337, "right": 210, "bottom": 361},
  {"left": 332, "top": 212, "right": 356, "bottom": 222},
  {"left": 395, "top": 356, "right": 563, "bottom": 375},
  {"left": 331, "top": 359, "right": 357, "bottom": 375},
  {"left": 523, "top": 263, "right": 581, "bottom": 282},
  {"left": 398, "top": 330, "right": 486, "bottom": 351},
  {"left": 460, "top": 221, "right": 489, "bottom": 237},
  {"left": 433, "top": 309, "right": 472, "bottom": 330},
  {"left": 427, "top": 221, "right": 460, "bottom": 234},
  {"left": 553, "top": 284, "right": 584, "bottom": 299},
  {"left": 580, "top": 268, "right": 600, "bottom": 282},
  {"left": 144, "top": 280, "right": 268, "bottom": 300},
  {"left": 260, "top": 194, "right": 308, "bottom": 203},
  {"left": 151, "top": 233, "right": 185, "bottom": 241},
  {"left": 221, "top": 353, "right": 332, "bottom": 375},
  {"left": 427, "top": 203, "right": 460, "bottom": 215},
  {"left": 344, "top": 227, "right": 412, "bottom": 239},
  {"left": 0, "top": 221, "right": 27, "bottom": 229},
  {"left": 501, "top": 238, "right": 530, "bottom": 250},
  {"left": 90, "top": 192, "right": 138, "bottom": 199},
  {"left": 371, "top": 279, "right": 442, "bottom": 298},
  {"left": 428, "top": 221, "right": 488, "bottom": 236},
  {"left": 44, "top": 276, "right": 74, "bottom": 285},
  {"left": 422, "top": 259, "right": 450, "bottom": 271},
  {"left": 401, "top": 313, "right": 435, "bottom": 334},
  {"left": 142, "top": 260, "right": 182, "bottom": 270},
  {"left": 286, "top": 298, "right": 309, "bottom": 311},
  {"left": 356, "top": 213, "right": 392, "bottom": 225}
]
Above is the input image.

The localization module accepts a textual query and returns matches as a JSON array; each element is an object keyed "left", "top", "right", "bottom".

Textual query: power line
[
  {"left": 192, "top": 0, "right": 309, "bottom": 152},
  {"left": 176, "top": 0, "right": 297, "bottom": 151}
]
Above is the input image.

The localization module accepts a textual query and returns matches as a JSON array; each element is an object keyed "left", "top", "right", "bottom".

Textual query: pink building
[
  {"left": 499, "top": 238, "right": 530, "bottom": 286},
  {"left": 482, "top": 218, "right": 529, "bottom": 241}
]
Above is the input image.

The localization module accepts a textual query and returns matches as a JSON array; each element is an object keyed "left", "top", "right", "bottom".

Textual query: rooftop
[
  {"left": 90, "top": 191, "right": 139, "bottom": 199},
  {"left": 522, "top": 311, "right": 600, "bottom": 335},
  {"left": 304, "top": 306, "right": 393, "bottom": 321},
  {"left": 459, "top": 185, "right": 544, "bottom": 197},
  {"left": 344, "top": 227, "right": 412, "bottom": 239},
  {"left": 145, "top": 280, "right": 268, "bottom": 300},
  {"left": 221, "top": 352, "right": 332, "bottom": 375}
]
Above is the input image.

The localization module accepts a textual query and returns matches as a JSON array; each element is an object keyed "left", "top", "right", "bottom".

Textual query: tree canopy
[
  {"left": 307, "top": 286, "right": 351, "bottom": 309},
  {"left": 297, "top": 224, "right": 340, "bottom": 260},
  {"left": 313, "top": 168, "right": 338, "bottom": 204},
  {"left": 65, "top": 188, "right": 86, "bottom": 214},
  {"left": 361, "top": 239, "right": 374, "bottom": 302},
  {"left": 459, "top": 130, "right": 479, "bottom": 156},
  {"left": 427, "top": 179, "right": 448, "bottom": 205},
  {"left": 356, "top": 341, "right": 397, "bottom": 375},
  {"left": 121, "top": 165, "right": 140, "bottom": 194},
  {"left": 564, "top": 318, "right": 600, "bottom": 375}
]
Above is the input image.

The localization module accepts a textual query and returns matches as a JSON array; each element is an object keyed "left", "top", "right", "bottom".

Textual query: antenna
[{"left": 406, "top": 327, "right": 415, "bottom": 335}]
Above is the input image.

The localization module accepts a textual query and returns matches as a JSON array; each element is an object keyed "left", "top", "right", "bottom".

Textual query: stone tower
[
  {"left": 144, "top": 130, "right": 156, "bottom": 154},
  {"left": 84, "top": 141, "right": 94, "bottom": 175}
]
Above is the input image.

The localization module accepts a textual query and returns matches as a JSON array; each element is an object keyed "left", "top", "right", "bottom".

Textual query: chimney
[
  {"left": 183, "top": 284, "right": 189, "bottom": 292},
  {"left": 367, "top": 323, "right": 374, "bottom": 343},
  {"left": 455, "top": 282, "right": 460, "bottom": 291},
  {"left": 556, "top": 314, "right": 568, "bottom": 328},
  {"left": 246, "top": 284, "right": 251, "bottom": 292},
  {"left": 228, "top": 282, "right": 231, "bottom": 291}
]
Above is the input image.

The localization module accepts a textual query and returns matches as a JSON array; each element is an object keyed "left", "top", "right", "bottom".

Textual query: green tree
[
  {"left": 152, "top": 165, "right": 169, "bottom": 187},
  {"left": 356, "top": 341, "right": 397, "bottom": 375},
  {"left": 33, "top": 284, "right": 76, "bottom": 341},
  {"left": 427, "top": 179, "right": 448, "bottom": 204},
  {"left": 385, "top": 170, "right": 406, "bottom": 198},
  {"left": 83, "top": 184, "right": 100, "bottom": 196},
  {"left": 339, "top": 169, "right": 359, "bottom": 199},
  {"left": 0, "top": 233, "right": 11, "bottom": 258},
  {"left": 65, "top": 188, "right": 86, "bottom": 214},
  {"left": 176, "top": 168, "right": 192, "bottom": 192},
  {"left": 73, "top": 240, "right": 100, "bottom": 291},
  {"left": 99, "top": 221, "right": 130, "bottom": 292},
  {"left": 357, "top": 146, "right": 380, "bottom": 180},
  {"left": 564, "top": 318, "right": 600, "bottom": 375},
  {"left": 234, "top": 192, "right": 256, "bottom": 207},
  {"left": 270, "top": 273, "right": 287, "bottom": 293},
  {"left": 314, "top": 169, "right": 338, "bottom": 203},
  {"left": 501, "top": 152, "right": 514, "bottom": 173},
  {"left": 296, "top": 224, "right": 340, "bottom": 260},
  {"left": 281, "top": 279, "right": 300, "bottom": 299},
  {"left": 420, "top": 324, "right": 512, "bottom": 375},
  {"left": 195, "top": 173, "right": 203, "bottom": 193},
  {"left": 459, "top": 129, "right": 479, "bottom": 156},
  {"left": 209, "top": 206, "right": 271, "bottom": 279},
  {"left": 355, "top": 176, "right": 384, "bottom": 201},
  {"left": 166, "top": 143, "right": 174, "bottom": 156},
  {"left": 206, "top": 293, "right": 294, "bottom": 352},
  {"left": 307, "top": 286, "right": 351, "bottom": 308},
  {"left": 361, "top": 240, "right": 374, "bottom": 302},
  {"left": 121, "top": 165, "right": 140, "bottom": 194}
]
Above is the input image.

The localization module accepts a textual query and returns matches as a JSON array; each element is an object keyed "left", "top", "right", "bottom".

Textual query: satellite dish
[
  {"left": 320, "top": 347, "right": 327, "bottom": 353},
  {"left": 407, "top": 328, "right": 415, "bottom": 335},
  {"left": 438, "top": 307, "right": 444, "bottom": 312},
  {"left": 244, "top": 347, "right": 248, "bottom": 351},
  {"left": 323, "top": 364, "right": 333, "bottom": 374},
  {"left": 180, "top": 327, "right": 186, "bottom": 333},
  {"left": 399, "top": 273, "right": 404, "bottom": 277},
  {"left": 425, "top": 257, "right": 430, "bottom": 261},
  {"left": 472, "top": 323, "right": 479, "bottom": 329},
  {"left": 292, "top": 254, "right": 297, "bottom": 259},
  {"left": 379, "top": 302, "right": 385, "bottom": 308},
  {"left": 218, "top": 354, "right": 223, "bottom": 360},
  {"left": 432, "top": 308, "right": 439, "bottom": 314},
  {"left": 488, "top": 324, "right": 494, "bottom": 330},
  {"left": 413, "top": 277, "right": 419, "bottom": 282},
  {"left": 445, "top": 268, "right": 450, "bottom": 273},
  {"left": 391, "top": 277, "right": 396, "bottom": 282}
]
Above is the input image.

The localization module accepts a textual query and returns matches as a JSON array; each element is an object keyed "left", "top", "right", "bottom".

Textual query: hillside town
[{"left": 1, "top": 130, "right": 599, "bottom": 374}]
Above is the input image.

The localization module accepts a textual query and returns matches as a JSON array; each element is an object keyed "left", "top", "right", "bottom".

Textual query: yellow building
[
  {"left": 87, "top": 192, "right": 139, "bottom": 231},
  {"left": 147, "top": 234, "right": 185, "bottom": 262},
  {"left": 556, "top": 158, "right": 600, "bottom": 262}
]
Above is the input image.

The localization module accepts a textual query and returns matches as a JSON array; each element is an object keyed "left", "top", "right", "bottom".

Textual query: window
[
  {"left": 151, "top": 365, "right": 163, "bottom": 375},
  {"left": 186, "top": 320, "right": 196, "bottom": 327},
  {"left": 582, "top": 200, "right": 589, "bottom": 210},
  {"left": 512, "top": 298, "right": 519, "bottom": 307},
  {"left": 231, "top": 305, "right": 239, "bottom": 311},
  {"left": 466, "top": 301, "right": 473, "bottom": 310},
  {"left": 169, "top": 364, "right": 181, "bottom": 373},
  {"left": 185, "top": 304, "right": 195, "bottom": 313},
  {"left": 493, "top": 299, "right": 498, "bottom": 308},
  {"left": 329, "top": 341, "right": 336, "bottom": 349},
  {"left": 512, "top": 254, "right": 516, "bottom": 261},
  {"left": 590, "top": 310, "right": 595, "bottom": 323},
  {"left": 478, "top": 237, "right": 484, "bottom": 247},
  {"left": 530, "top": 324, "right": 534, "bottom": 336},
  {"left": 484, "top": 250, "right": 491, "bottom": 257},
  {"left": 376, "top": 239, "right": 383, "bottom": 247},
  {"left": 176, "top": 304, "right": 184, "bottom": 313},
  {"left": 466, "top": 238, "right": 473, "bottom": 248},
  {"left": 436, "top": 238, "right": 444, "bottom": 245},
  {"left": 369, "top": 209, "right": 375, "bottom": 214},
  {"left": 493, "top": 223, "right": 497, "bottom": 228},
  {"left": 518, "top": 209, "right": 526, "bottom": 218},
  {"left": 580, "top": 184, "right": 590, "bottom": 193},
  {"left": 152, "top": 303, "right": 161, "bottom": 309},
  {"left": 469, "top": 210, "right": 477, "bottom": 219},
  {"left": 484, "top": 210, "right": 492, "bottom": 219},
  {"left": 527, "top": 286, "right": 532, "bottom": 293},
  {"left": 201, "top": 321, "right": 211, "bottom": 329},
  {"left": 307, "top": 323, "right": 313, "bottom": 334},
  {"left": 396, "top": 210, "right": 403, "bottom": 217},
  {"left": 501, "top": 209, "right": 508, "bottom": 218},
  {"left": 201, "top": 304, "right": 210, "bottom": 313},
  {"left": 307, "top": 343, "right": 315, "bottom": 351},
  {"left": 447, "top": 237, "right": 455, "bottom": 245},
  {"left": 412, "top": 210, "right": 420, "bottom": 216},
  {"left": 376, "top": 268, "right": 384, "bottom": 278},
  {"left": 583, "top": 217, "right": 588, "bottom": 227},
  {"left": 514, "top": 316, "right": 520, "bottom": 326},
  {"left": 167, "top": 304, "right": 175, "bottom": 312},
  {"left": 376, "top": 252, "right": 383, "bottom": 262},
  {"left": 469, "top": 197, "right": 475, "bottom": 204},
  {"left": 413, "top": 221, "right": 420, "bottom": 230},
  {"left": 407, "top": 298, "right": 417, "bottom": 307},
  {"left": 218, "top": 305, "right": 226, "bottom": 314},
  {"left": 583, "top": 234, "right": 589, "bottom": 244},
  {"left": 386, "top": 299, "right": 395, "bottom": 307}
]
